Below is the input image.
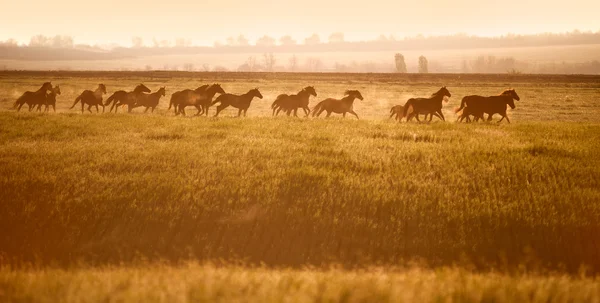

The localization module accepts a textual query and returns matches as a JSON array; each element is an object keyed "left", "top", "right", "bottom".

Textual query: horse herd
[{"left": 12, "top": 82, "right": 521, "bottom": 123}]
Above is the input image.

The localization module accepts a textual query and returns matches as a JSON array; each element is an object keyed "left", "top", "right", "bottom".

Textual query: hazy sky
[{"left": 1, "top": 0, "right": 599, "bottom": 46}]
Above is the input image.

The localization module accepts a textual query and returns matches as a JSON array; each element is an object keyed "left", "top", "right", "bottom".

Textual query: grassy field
[{"left": 0, "top": 72, "right": 599, "bottom": 301}]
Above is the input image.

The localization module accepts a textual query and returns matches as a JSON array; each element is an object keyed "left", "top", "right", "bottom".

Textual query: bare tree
[
  {"left": 263, "top": 53, "right": 276, "bottom": 71},
  {"left": 305, "top": 57, "right": 323, "bottom": 72},
  {"left": 175, "top": 38, "right": 191, "bottom": 47},
  {"left": 256, "top": 35, "right": 276, "bottom": 47},
  {"left": 418, "top": 55, "right": 429, "bottom": 73},
  {"left": 328, "top": 32, "right": 345, "bottom": 44},
  {"left": 288, "top": 55, "right": 298, "bottom": 72},
  {"left": 304, "top": 34, "right": 321, "bottom": 45},
  {"left": 280, "top": 35, "right": 296, "bottom": 46},
  {"left": 145, "top": 65, "right": 153, "bottom": 71},
  {"left": 394, "top": 53, "right": 407, "bottom": 73},
  {"left": 132, "top": 37, "right": 144, "bottom": 48},
  {"left": 237, "top": 35, "right": 249, "bottom": 46},
  {"left": 202, "top": 63, "right": 210, "bottom": 71},
  {"left": 183, "top": 63, "right": 195, "bottom": 71}
]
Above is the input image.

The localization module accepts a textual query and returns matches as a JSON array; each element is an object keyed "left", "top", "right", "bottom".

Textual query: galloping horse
[
  {"left": 271, "top": 86, "right": 317, "bottom": 117},
  {"left": 37, "top": 85, "right": 61, "bottom": 112},
  {"left": 175, "top": 84, "right": 225, "bottom": 116},
  {"left": 455, "top": 89, "right": 520, "bottom": 123},
  {"left": 14, "top": 82, "right": 53, "bottom": 112},
  {"left": 133, "top": 87, "right": 166, "bottom": 113},
  {"left": 311, "top": 90, "right": 364, "bottom": 119},
  {"left": 402, "top": 87, "right": 451, "bottom": 122},
  {"left": 212, "top": 88, "right": 263, "bottom": 117},
  {"left": 390, "top": 104, "right": 440, "bottom": 122},
  {"left": 104, "top": 84, "right": 151, "bottom": 113},
  {"left": 71, "top": 84, "right": 107, "bottom": 113},
  {"left": 169, "top": 84, "right": 209, "bottom": 114}
]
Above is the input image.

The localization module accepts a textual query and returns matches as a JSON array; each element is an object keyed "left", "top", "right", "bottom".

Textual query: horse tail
[
  {"left": 70, "top": 95, "right": 82, "bottom": 109},
  {"left": 311, "top": 101, "right": 324, "bottom": 117},
  {"left": 455, "top": 97, "right": 467, "bottom": 113},
  {"left": 104, "top": 92, "right": 122, "bottom": 106},
  {"left": 168, "top": 94, "right": 175, "bottom": 110}
]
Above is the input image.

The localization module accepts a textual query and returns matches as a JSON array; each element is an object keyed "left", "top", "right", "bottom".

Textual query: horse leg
[
  {"left": 349, "top": 110, "right": 359, "bottom": 120},
  {"left": 244, "top": 109, "right": 248, "bottom": 117},
  {"left": 325, "top": 111, "right": 332, "bottom": 118},
  {"left": 144, "top": 107, "right": 149, "bottom": 113},
  {"left": 343, "top": 112, "right": 346, "bottom": 118},
  {"left": 127, "top": 104, "right": 132, "bottom": 113},
  {"left": 275, "top": 107, "right": 282, "bottom": 116},
  {"left": 194, "top": 105, "right": 202, "bottom": 116},
  {"left": 437, "top": 110, "right": 445, "bottom": 121},
  {"left": 487, "top": 114, "right": 494, "bottom": 122},
  {"left": 294, "top": 108, "right": 299, "bottom": 117},
  {"left": 237, "top": 108, "right": 242, "bottom": 117},
  {"left": 95, "top": 105, "right": 99, "bottom": 112},
  {"left": 303, "top": 107, "right": 310, "bottom": 117},
  {"left": 214, "top": 105, "right": 227, "bottom": 117},
  {"left": 87, "top": 105, "right": 93, "bottom": 113},
  {"left": 81, "top": 102, "right": 86, "bottom": 113}
]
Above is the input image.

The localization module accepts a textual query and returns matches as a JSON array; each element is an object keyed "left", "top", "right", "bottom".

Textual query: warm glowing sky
[{"left": 1, "top": 0, "right": 599, "bottom": 46}]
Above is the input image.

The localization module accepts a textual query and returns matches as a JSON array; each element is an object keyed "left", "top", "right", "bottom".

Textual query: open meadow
[{"left": 0, "top": 72, "right": 599, "bottom": 301}]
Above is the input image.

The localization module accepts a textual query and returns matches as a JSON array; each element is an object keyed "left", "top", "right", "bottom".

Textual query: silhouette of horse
[
  {"left": 271, "top": 86, "right": 317, "bottom": 117},
  {"left": 36, "top": 85, "right": 61, "bottom": 112},
  {"left": 176, "top": 84, "right": 225, "bottom": 116},
  {"left": 14, "top": 82, "right": 53, "bottom": 112},
  {"left": 311, "top": 90, "right": 364, "bottom": 119},
  {"left": 133, "top": 87, "right": 166, "bottom": 113},
  {"left": 457, "top": 106, "right": 477, "bottom": 122},
  {"left": 212, "top": 88, "right": 263, "bottom": 117},
  {"left": 455, "top": 89, "right": 520, "bottom": 123},
  {"left": 402, "top": 87, "right": 452, "bottom": 122},
  {"left": 104, "top": 84, "right": 151, "bottom": 113},
  {"left": 390, "top": 104, "right": 442, "bottom": 122},
  {"left": 169, "top": 84, "right": 209, "bottom": 114},
  {"left": 71, "top": 84, "right": 107, "bottom": 113}
]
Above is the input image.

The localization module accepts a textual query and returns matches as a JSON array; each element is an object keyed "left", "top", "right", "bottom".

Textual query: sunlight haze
[{"left": 1, "top": 0, "right": 599, "bottom": 46}]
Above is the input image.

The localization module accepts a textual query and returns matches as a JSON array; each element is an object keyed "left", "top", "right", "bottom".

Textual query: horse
[
  {"left": 390, "top": 104, "right": 443, "bottom": 122},
  {"left": 132, "top": 87, "right": 166, "bottom": 113},
  {"left": 104, "top": 84, "right": 151, "bottom": 113},
  {"left": 36, "top": 85, "right": 61, "bottom": 112},
  {"left": 311, "top": 90, "right": 364, "bottom": 119},
  {"left": 13, "top": 82, "right": 53, "bottom": 112},
  {"left": 211, "top": 88, "right": 263, "bottom": 117},
  {"left": 169, "top": 84, "right": 209, "bottom": 114},
  {"left": 71, "top": 84, "right": 108, "bottom": 113},
  {"left": 402, "top": 87, "right": 452, "bottom": 123},
  {"left": 271, "top": 86, "right": 317, "bottom": 117},
  {"left": 455, "top": 89, "right": 520, "bottom": 123},
  {"left": 176, "top": 84, "right": 226, "bottom": 116},
  {"left": 457, "top": 105, "right": 477, "bottom": 123}
]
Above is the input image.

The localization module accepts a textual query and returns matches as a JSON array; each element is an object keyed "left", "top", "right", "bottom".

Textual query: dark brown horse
[
  {"left": 212, "top": 88, "right": 263, "bottom": 117},
  {"left": 402, "top": 87, "right": 451, "bottom": 122},
  {"left": 104, "top": 84, "right": 151, "bottom": 113},
  {"left": 271, "top": 86, "right": 317, "bottom": 117},
  {"left": 390, "top": 104, "right": 442, "bottom": 122},
  {"left": 133, "top": 87, "right": 166, "bottom": 113},
  {"left": 169, "top": 84, "right": 209, "bottom": 114},
  {"left": 71, "top": 84, "right": 107, "bottom": 113},
  {"left": 455, "top": 89, "right": 520, "bottom": 123},
  {"left": 36, "top": 85, "right": 61, "bottom": 112},
  {"left": 176, "top": 84, "right": 225, "bottom": 116},
  {"left": 311, "top": 90, "right": 364, "bottom": 119},
  {"left": 14, "top": 82, "right": 53, "bottom": 112}
]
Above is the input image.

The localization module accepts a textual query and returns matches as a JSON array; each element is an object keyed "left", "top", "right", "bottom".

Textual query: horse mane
[
  {"left": 431, "top": 87, "right": 447, "bottom": 98},
  {"left": 500, "top": 89, "right": 514, "bottom": 95},
  {"left": 344, "top": 90, "right": 359, "bottom": 96}
]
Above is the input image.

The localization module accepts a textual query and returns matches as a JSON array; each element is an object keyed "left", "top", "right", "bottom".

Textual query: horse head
[
  {"left": 437, "top": 86, "right": 451, "bottom": 98},
  {"left": 209, "top": 83, "right": 226, "bottom": 95},
  {"left": 345, "top": 90, "right": 364, "bottom": 100},
  {"left": 54, "top": 85, "right": 61, "bottom": 95},
  {"left": 502, "top": 88, "right": 520, "bottom": 101},
  {"left": 42, "top": 82, "right": 53, "bottom": 92},
  {"left": 135, "top": 84, "right": 151, "bottom": 93},
  {"left": 158, "top": 87, "right": 166, "bottom": 96},
  {"left": 304, "top": 86, "right": 317, "bottom": 97},
  {"left": 98, "top": 84, "right": 107, "bottom": 94},
  {"left": 251, "top": 88, "right": 263, "bottom": 99}
]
